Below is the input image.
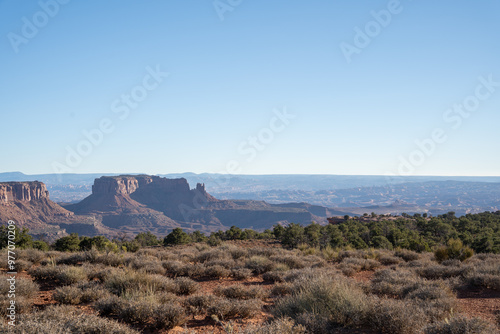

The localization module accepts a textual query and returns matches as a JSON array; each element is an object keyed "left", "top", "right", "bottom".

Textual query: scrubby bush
[
  {"left": 104, "top": 270, "right": 177, "bottom": 295},
  {"left": 231, "top": 267, "right": 253, "bottom": 280},
  {"left": 204, "top": 265, "right": 231, "bottom": 279},
  {"left": 263, "top": 270, "right": 285, "bottom": 283},
  {"left": 274, "top": 275, "right": 369, "bottom": 331},
  {"left": 435, "top": 239, "right": 474, "bottom": 262},
  {"left": 57, "top": 266, "right": 88, "bottom": 285},
  {"left": 175, "top": 277, "right": 199, "bottom": 295},
  {"left": 368, "top": 298, "right": 428, "bottom": 334},
  {"left": 424, "top": 316, "right": 495, "bottom": 334},
  {"left": 185, "top": 294, "right": 219, "bottom": 315},
  {"left": 245, "top": 255, "right": 274, "bottom": 274},
  {"left": 1, "top": 305, "right": 139, "bottom": 334},
  {"left": 95, "top": 295, "right": 128, "bottom": 316},
  {"left": 0, "top": 274, "right": 39, "bottom": 299},
  {"left": 241, "top": 317, "right": 307, "bottom": 334},
  {"left": 153, "top": 303, "right": 187, "bottom": 329},
  {"left": 215, "top": 284, "right": 267, "bottom": 300},
  {"left": 54, "top": 285, "right": 83, "bottom": 305}
]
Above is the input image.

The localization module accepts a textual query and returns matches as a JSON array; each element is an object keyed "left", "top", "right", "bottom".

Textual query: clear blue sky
[{"left": 1, "top": 0, "right": 499, "bottom": 176}]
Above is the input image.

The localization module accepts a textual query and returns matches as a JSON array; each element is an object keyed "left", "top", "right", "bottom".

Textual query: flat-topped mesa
[
  {"left": 91, "top": 175, "right": 190, "bottom": 196},
  {"left": 0, "top": 181, "right": 49, "bottom": 203}
]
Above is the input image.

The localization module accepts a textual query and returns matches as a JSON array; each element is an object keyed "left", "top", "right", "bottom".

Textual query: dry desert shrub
[
  {"left": 175, "top": 276, "right": 200, "bottom": 295},
  {"left": 153, "top": 303, "right": 187, "bottom": 330},
  {"left": 205, "top": 257, "right": 237, "bottom": 269},
  {"left": 231, "top": 267, "right": 253, "bottom": 280},
  {"left": 394, "top": 249, "right": 421, "bottom": 262},
  {"left": 204, "top": 264, "right": 231, "bottom": 279},
  {"left": 17, "top": 248, "right": 46, "bottom": 264},
  {"left": 57, "top": 265, "right": 88, "bottom": 285},
  {"left": 378, "top": 254, "right": 402, "bottom": 265},
  {"left": 207, "top": 297, "right": 262, "bottom": 320},
  {"left": 185, "top": 294, "right": 219, "bottom": 315},
  {"left": 370, "top": 268, "right": 420, "bottom": 296},
  {"left": 424, "top": 316, "right": 496, "bottom": 334},
  {"left": 263, "top": 270, "right": 286, "bottom": 283},
  {"left": 54, "top": 281, "right": 110, "bottom": 305},
  {"left": 2, "top": 305, "right": 139, "bottom": 334},
  {"left": 53, "top": 285, "right": 83, "bottom": 305},
  {"left": 367, "top": 297, "right": 428, "bottom": 334},
  {"left": 196, "top": 248, "right": 232, "bottom": 263},
  {"left": 416, "top": 263, "right": 471, "bottom": 280},
  {"left": 272, "top": 282, "right": 294, "bottom": 296},
  {"left": 241, "top": 317, "right": 307, "bottom": 334},
  {"left": 270, "top": 254, "right": 307, "bottom": 269},
  {"left": 338, "top": 257, "right": 380, "bottom": 276},
  {"left": 215, "top": 284, "right": 267, "bottom": 300},
  {"left": 104, "top": 269, "right": 177, "bottom": 295},
  {"left": 221, "top": 244, "right": 249, "bottom": 259},
  {"left": 126, "top": 255, "right": 166, "bottom": 275},
  {"left": 29, "top": 265, "right": 87, "bottom": 285},
  {"left": 0, "top": 274, "right": 39, "bottom": 299},
  {"left": 273, "top": 274, "right": 370, "bottom": 331},
  {"left": 95, "top": 295, "right": 128, "bottom": 316}
]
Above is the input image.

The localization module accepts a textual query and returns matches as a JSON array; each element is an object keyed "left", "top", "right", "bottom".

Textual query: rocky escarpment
[
  {"left": 0, "top": 181, "right": 73, "bottom": 232},
  {"left": 62, "top": 175, "right": 323, "bottom": 235},
  {"left": 0, "top": 181, "right": 49, "bottom": 203}
]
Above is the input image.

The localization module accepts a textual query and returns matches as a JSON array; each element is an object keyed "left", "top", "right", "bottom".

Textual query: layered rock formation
[
  {"left": 64, "top": 175, "right": 323, "bottom": 235},
  {"left": 0, "top": 181, "right": 49, "bottom": 202},
  {"left": 0, "top": 181, "right": 73, "bottom": 232}
]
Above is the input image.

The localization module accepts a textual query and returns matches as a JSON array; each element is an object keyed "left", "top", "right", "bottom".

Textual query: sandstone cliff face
[
  {"left": 92, "top": 175, "right": 190, "bottom": 196},
  {"left": 0, "top": 181, "right": 49, "bottom": 203},
  {"left": 0, "top": 181, "right": 74, "bottom": 234}
]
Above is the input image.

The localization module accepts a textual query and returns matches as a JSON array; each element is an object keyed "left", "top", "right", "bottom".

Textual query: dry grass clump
[
  {"left": 94, "top": 295, "right": 128, "bottom": 316},
  {"left": 395, "top": 249, "right": 421, "bottom": 262},
  {"left": 152, "top": 303, "right": 187, "bottom": 330},
  {"left": 241, "top": 317, "right": 307, "bottom": 334},
  {"left": 204, "top": 264, "right": 231, "bottom": 279},
  {"left": 263, "top": 270, "right": 286, "bottom": 283},
  {"left": 272, "top": 282, "right": 294, "bottom": 296},
  {"left": 270, "top": 254, "right": 306, "bottom": 269},
  {"left": 54, "top": 281, "right": 110, "bottom": 305},
  {"left": 368, "top": 298, "right": 428, "bottom": 334},
  {"left": 424, "top": 316, "right": 496, "bottom": 334},
  {"left": 0, "top": 274, "right": 39, "bottom": 299},
  {"left": 29, "top": 265, "right": 87, "bottom": 285},
  {"left": 339, "top": 257, "right": 380, "bottom": 276},
  {"left": 104, "top": 269, "right": 177, "bottom": 295},
  {"left": 208, "top": 297, "right": 262, "bottom": 320},
  {"left": 175, "top": 277, "right": 200, "bottom": 295},
  {"left": 245, "top": 255, "right": 275, "bottom": 274},
  {"left": 215, "top": 284, "right": 267, "bottom": 300},
  {"left": 17, "top": 248, "right": 47, "bottom": 264},
  {"left": 0, "top": 274, "right": 38, "bottom": 316},
  {"left": 96, "top": 293, "right": 186, "bottom": 329},
  {"left": 370, "top": 269, "right": 420, "bottom": 296},
  {"left": 416, "top": 263, "right": 471, "bottom": 280},
  {"left": 462, "top": 255, "right": 500, "bottom": 290},
  {"left": 57, "top": 266, "right": 88, "bottom": 285},
  {"left": 379, "top": 254, "right": 402, "bottom": 265},
  {"left": 127, "top": 256, "right": 166, "bottom": 275},
  {"left": 231, "top": 267, "right": 253, "bottom": 280},
  {"left": 1, "top": 305, "right": 139, "bottom": 334},
  {"left": 185, "top": 294, "right": 219, "bottom": 316},
  {"left": 274, "top": 274, "right": 369, "bottom": 332}
]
